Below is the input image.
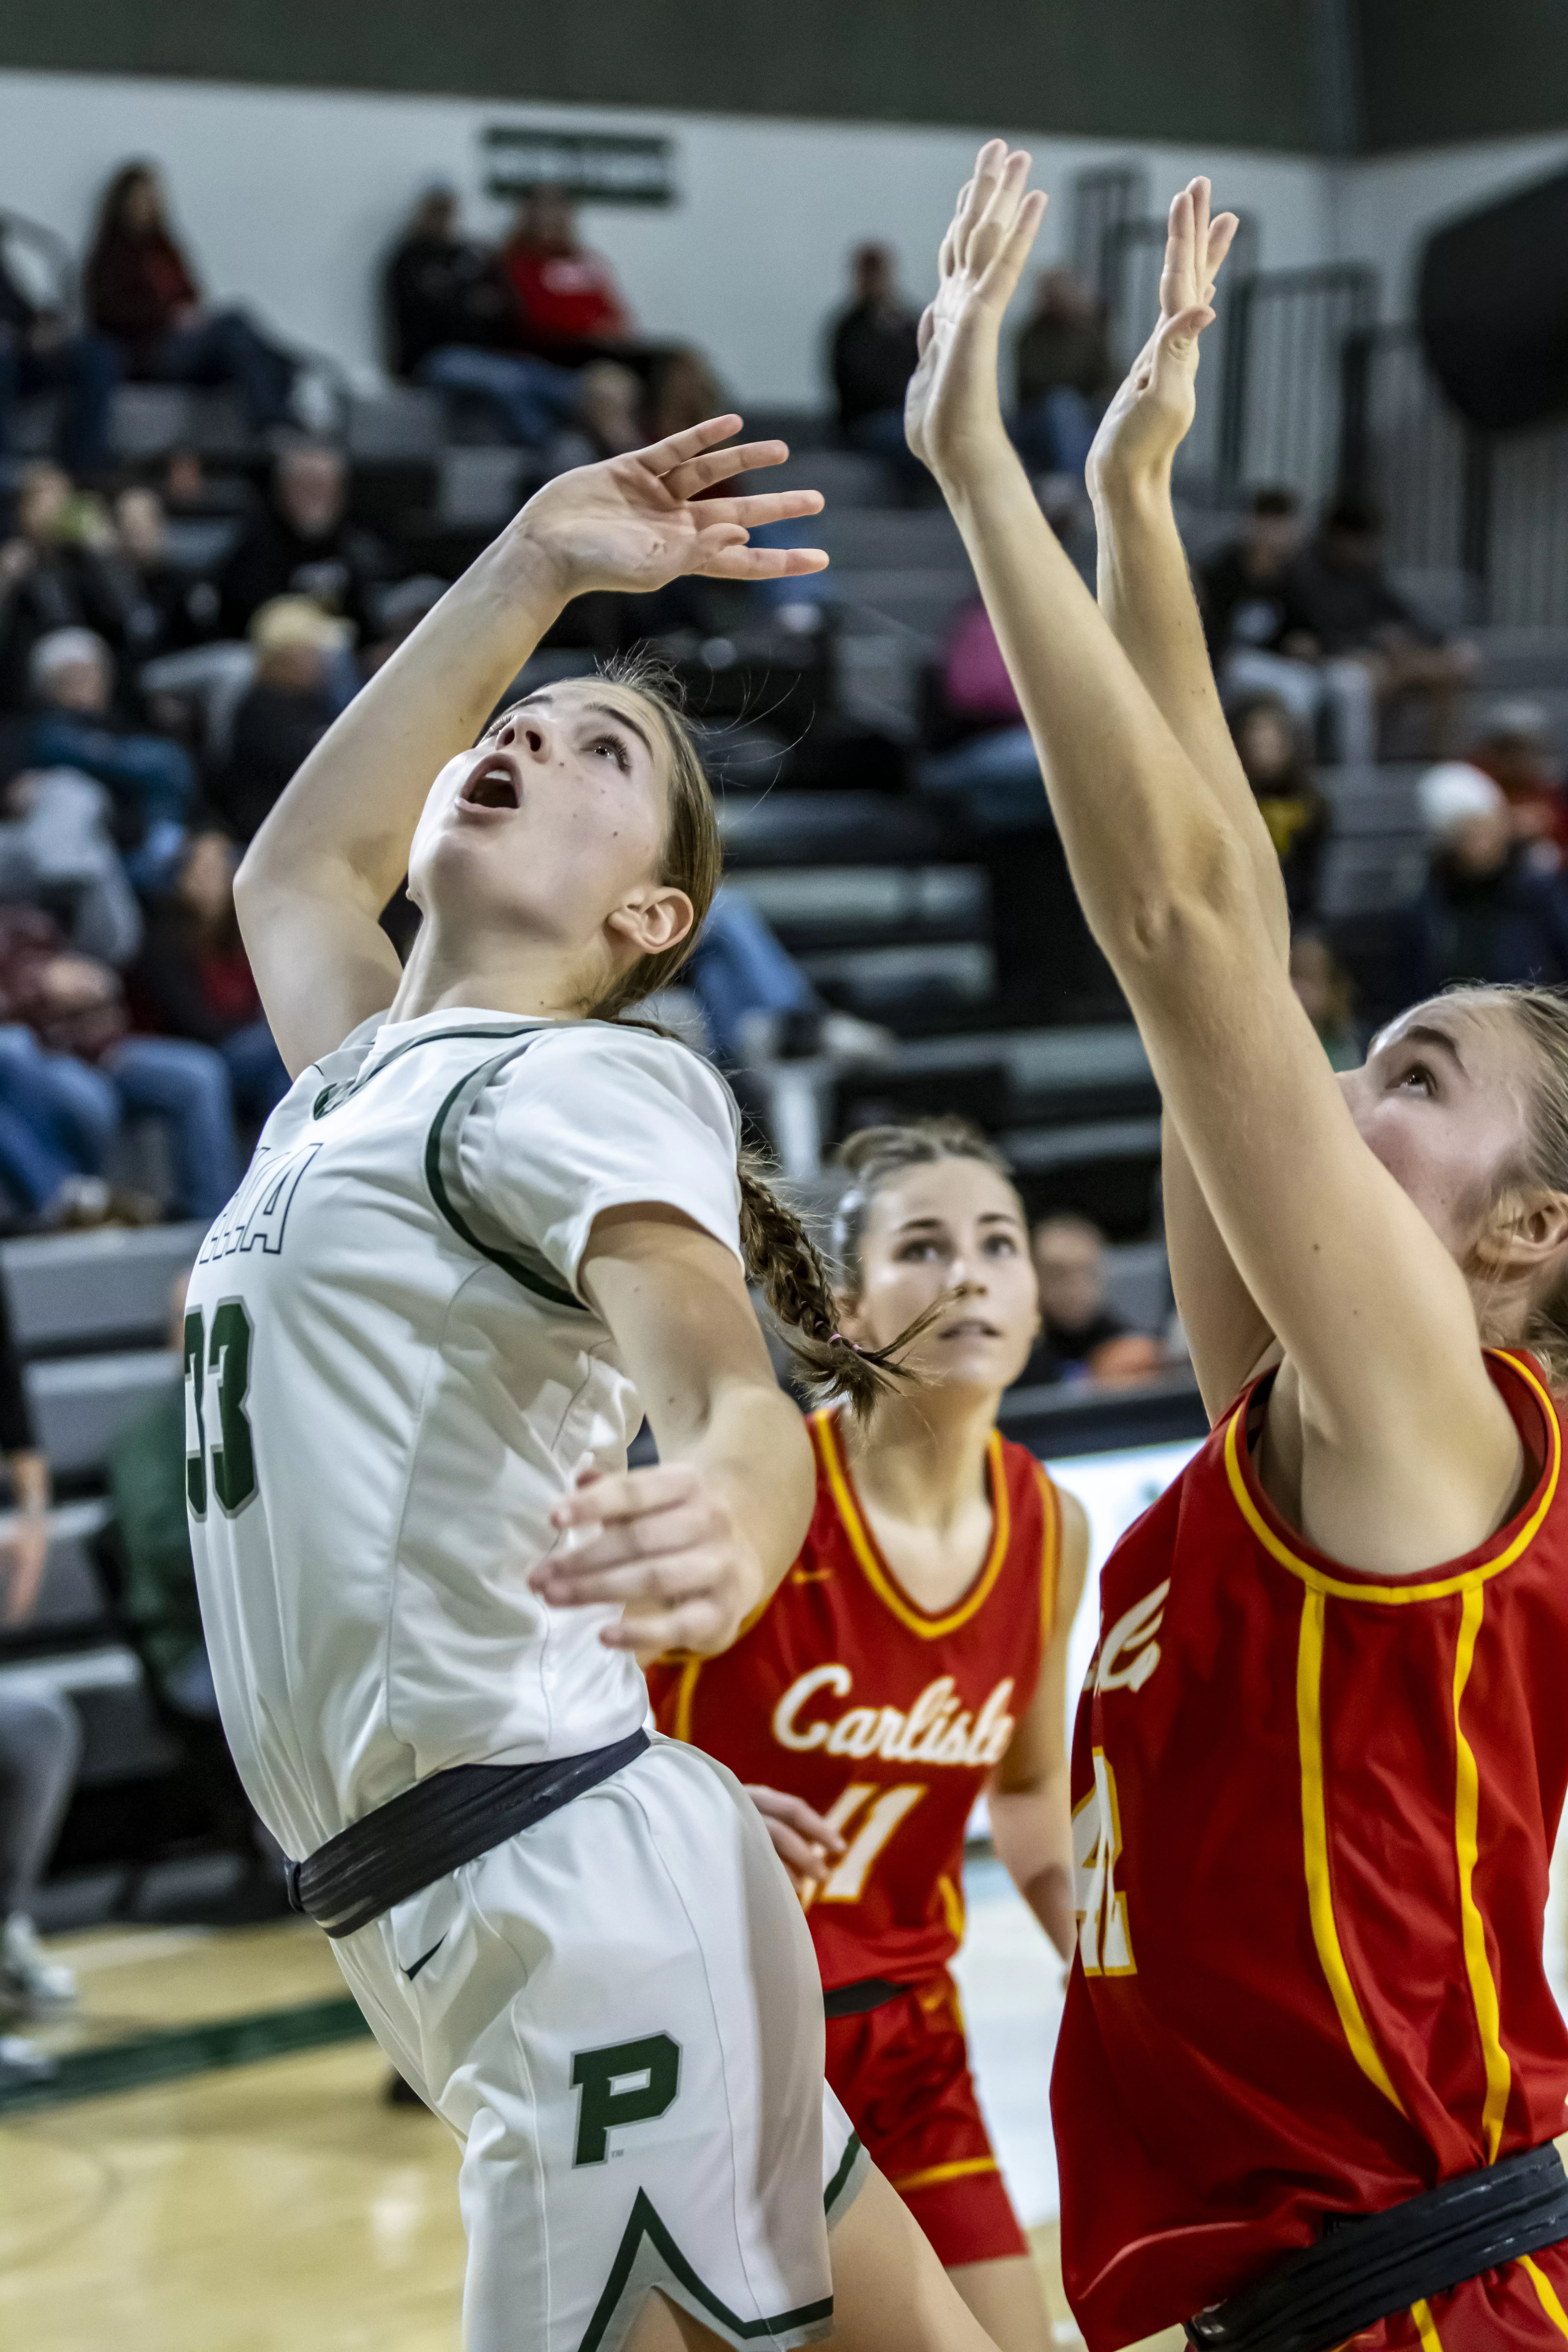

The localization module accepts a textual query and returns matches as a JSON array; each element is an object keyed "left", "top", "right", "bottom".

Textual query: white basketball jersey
[{"left": 183, "top": 1006, "right": 743, "bottom": 1860}]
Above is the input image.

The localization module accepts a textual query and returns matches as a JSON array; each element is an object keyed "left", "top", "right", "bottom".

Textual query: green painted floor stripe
[{"left": 0, "top": 1995, "right": 372, "bottom": 2117}]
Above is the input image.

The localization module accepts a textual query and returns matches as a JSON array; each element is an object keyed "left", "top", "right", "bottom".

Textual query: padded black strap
[
  {"left": 287, "top": 1729, "right": 650, "bottom": 1939},
  {"left": 1185, "top": 2141, "right": 1568, "bottom": 2352}
]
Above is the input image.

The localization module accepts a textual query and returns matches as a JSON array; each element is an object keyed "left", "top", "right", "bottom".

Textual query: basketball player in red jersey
[
  {"left": 649, "top": 1120, "right": 1088, "bottom": 2352},
  {"left": 910, "top": 145, "right": 1568, "bottom": 2352}
]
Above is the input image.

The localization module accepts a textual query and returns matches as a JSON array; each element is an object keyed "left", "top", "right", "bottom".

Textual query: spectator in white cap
[
  {"left": 210, "top": 595, "right": 352, "bottom": 843},
  {"left": 27, "top": 625, "right": 194, "bottom": 888}
]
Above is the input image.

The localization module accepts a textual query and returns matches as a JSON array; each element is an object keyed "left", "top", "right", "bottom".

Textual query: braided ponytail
[{"left": 737, "top": 1147, "right": 938, "bottom": 1417}]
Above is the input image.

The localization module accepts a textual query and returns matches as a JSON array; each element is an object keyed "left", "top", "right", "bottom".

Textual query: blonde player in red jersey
[
  {"left": 650, "top": 1120, "right": 1088, "bottom": 2352},
  {"left": 910, "top": 141, "right": 1568, "bottom": 2352}
]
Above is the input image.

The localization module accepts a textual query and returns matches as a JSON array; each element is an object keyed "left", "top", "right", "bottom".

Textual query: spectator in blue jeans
[
  {"left": 0, "top": 233, "right": 121, "bottom": 477},
  {"left": 0, "top": 907, "right": 239, "bottom": 1220},
  {"left": 386, "top": 187, "right": 582, "bottom": 449},
  {"left": 27, "top": 627, "right": 192, "bottom": 889}
]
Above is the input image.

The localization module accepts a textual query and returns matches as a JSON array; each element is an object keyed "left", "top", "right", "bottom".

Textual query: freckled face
[
  {"left": 1338, "top": 999, "right": 1535, "bottom": 1259},
  {"left": 839, "top": 1159, "right": 1040, "bottom": 1393},
  {"left": 407, "top": 678, "right": 675, "bottom": 961}
]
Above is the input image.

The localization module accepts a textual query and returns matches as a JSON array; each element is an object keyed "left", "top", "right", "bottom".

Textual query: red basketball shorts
[{"left": 823, "top": 1970, "right": 1028, "bottom": 2269}]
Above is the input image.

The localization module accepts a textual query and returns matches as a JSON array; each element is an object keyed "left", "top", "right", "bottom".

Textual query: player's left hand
[
  {"left": 533, "top": 1462, "right": 766, "bottom": 1662},
  {"left": 1085, "top": 177, "right": 1237, "bottom": 499}
]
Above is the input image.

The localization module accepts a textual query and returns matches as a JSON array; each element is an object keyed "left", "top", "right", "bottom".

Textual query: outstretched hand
[
  {"left": 905, "top": 140, "right": 1048, "bottom": 485},
  {"left": 1086, "top": 178, "right": 1239, "bottom": 499},
  {"left": 511, "top": 415, "right": 829, "bottom": 601}
]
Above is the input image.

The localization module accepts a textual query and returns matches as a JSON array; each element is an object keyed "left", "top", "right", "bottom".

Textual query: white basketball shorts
[{"left": 332, "top": 1733, "right": 869, "bottom": 2351}]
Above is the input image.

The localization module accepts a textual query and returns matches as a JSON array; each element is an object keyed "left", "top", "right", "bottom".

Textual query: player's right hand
[
  {"left": 509, "top": 415, "right": 828, "bottom": 598},
  {"left": 745, "top": 1785, "right": 847, "bottom": 1885}
]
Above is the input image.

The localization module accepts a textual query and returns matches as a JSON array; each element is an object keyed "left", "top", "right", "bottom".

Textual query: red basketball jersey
[
  {"left": 1052, "top": 1350, "right": 1568, "bottom": 2352},
  {"left": 647, "top": 1406, "right": 1061, "bottom": 1990}
]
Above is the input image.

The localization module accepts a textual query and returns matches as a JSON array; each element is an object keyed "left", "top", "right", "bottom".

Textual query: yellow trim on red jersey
[
  {"left": 1035, "top": 1462, "right": 1060, "bottom": 1645},
  {"left": 1223, "top": 1351, "right": 1562, "bottom": 1606},
  {"left": 1452, "top": 1585, "right": 1511, "bottom": 2162},
  {"left": 936, "top": 1872, "right": 965, "bottom": 1943},
  {"left": 670, "top": 1659, "right": 702, "bottom": 1744},
  {"left": 888, "top": 2156, "right": 1000, "bottom": 2193},
  {"left": 812, "top": 1408, "right": 1013, "bottom": 1639},
  {"left": 1296, "top": 1589, "right": 1408, "bottom": 2117},
  {"left": 1522, "top": 2256, "right": 1568, "bottom": 2339},
  {"left": 1410, "top": 2299, "right": 1445, "bottom": 2351}
]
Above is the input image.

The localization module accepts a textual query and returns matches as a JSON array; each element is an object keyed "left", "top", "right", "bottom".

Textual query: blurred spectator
[
  {"left": 217, "top": 442, "right": 387, "bottom": 641},
  {"left": 1198, "top": 487, "right": 1304, "bottom": 660},
  {"left": 646, "top": 346, "right": 728, "bottom": 444},
  {"left": 1229, "top": 692, "right": 1330, "bottom": 918},
  {"left": 0, "top": 1287, "right": 78, "bottom": 2032},
  {"left": 1019, "top": 1214, "right": 1165, "bottom": 1387},
  {"left": 132, "top": 830, "right": 289, "bottom": 1123},
  {"left": 501, "top": 188, "right": 632, "bottom": 362},
  {"left": 827, "top": 244, "right": 922, "bottom": 476},
  {"left": 544, "top": 360, "right": 644, "bottom": 473},
  {"left": 1416, "top": 787, "right": 1568, "bottom": 990},
  {"left": 678, "top": 886, "right": 889, "bottom": 1069},
  {"left": 0, "top": 228, "right": 120, "bottom": 475},
  {"left": 0, "top": 462, "right": 128, "bottom": 709},
  {"left": 0, "top": 908, "right": 241, "bottom": 1218},
  {"left": 1465, "top": 703, "right": 1568, "bottom": 866},
  {"left": 108, "top": 1270, "right": 290, "bottom": 1913},
  {"left": 0, "top": 764, "right": 141, "bottom": 966},
  {"left": 1276, "top": 497, "right": 1476, "bottom": 760},
  {"left": 385, "top": 187, "right": 582, "bottom": 449},
  {"left": 916, "top": 598, "right": 1043, "bottom": 826},
  {"left": 109, "top": 1273, "right": 214, "bottom": 1715},
  {"left": 82, "top": 162, "right": 294, "bottom": 434},
  {"left": 27, "top": 627, "right": 193, "bottom": 887},
  {"left": 1013, "top": 269, "right": 1113, "bottom": 479},
  {"left": 1289, "top": 933, "right": 1361, "bottom": 1071},
  {"left": 106, "top": 485, "right": 217, "bottom": 660},
  {"left": 210, "top": 596, "right": 348, "bottom": 843}
]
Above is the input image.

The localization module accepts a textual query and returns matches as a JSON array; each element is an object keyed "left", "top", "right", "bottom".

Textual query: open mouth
[{"left": 458, "top": 750, "right": 523, "bottom": 812}]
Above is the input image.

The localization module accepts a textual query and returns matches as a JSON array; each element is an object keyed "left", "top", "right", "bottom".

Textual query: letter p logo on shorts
[{"left": 570, "top": 2034, "right": 681, "bottom": 2164}]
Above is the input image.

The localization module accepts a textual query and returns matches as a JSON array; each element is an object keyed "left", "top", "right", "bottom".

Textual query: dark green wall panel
[
  {"left": 0, "top": 1, "right": 1324, "bottom": 151},
  {"left": 1359, "top": 0, "right": 1568, "bottom": 151}
]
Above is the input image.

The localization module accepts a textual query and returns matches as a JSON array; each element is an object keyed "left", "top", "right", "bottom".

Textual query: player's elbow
[{"left": 1104, "top": 822, "right": 1257, "bottom": 982}]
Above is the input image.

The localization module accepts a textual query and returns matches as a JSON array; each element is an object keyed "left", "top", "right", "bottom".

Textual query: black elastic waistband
[
  {"left": 287, "top": 1728, "right": 650, "bottom": 1939},
  {"left": 1185, "top": 2140, "right": 1568, "bottom": 2352},
  {"left": 823, "top": 1976, "right": 905, "bottom": 2020}
]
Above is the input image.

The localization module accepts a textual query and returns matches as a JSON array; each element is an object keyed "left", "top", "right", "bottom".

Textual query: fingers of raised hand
[
  {"left": 984, "top": 185, "right": 1047, "bottom": 299},
  {"left": 694, "top": 540, "right": 829, "bottom": 581},
  {"left": 969, "top": 147, "right": 1033, "bottom": 274},
  {"left": 660, "top": 437, "right": 791, "bottom": 501},
  {"left": 641, "top": 413, "right": 745, "bottom": 476},
  {"left": 1202, "top": 211, "right": 1240, "bottom": 303},
  {"left": 953, "top": 141, "right": 1006, "bottom": 268},
  {"left": 690, "top": 488, "right": 824, "bottom": 531}
]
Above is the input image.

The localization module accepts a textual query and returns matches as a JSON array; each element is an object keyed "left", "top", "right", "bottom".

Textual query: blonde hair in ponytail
[
  {"left": 1474, "top": 984, "right": 1568, "bottom": 1390},
  {"left": 578, "top": 650, "right": 929, "bottom": 1416}
]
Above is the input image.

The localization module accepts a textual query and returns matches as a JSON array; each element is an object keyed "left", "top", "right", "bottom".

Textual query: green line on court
[{"left": 0, "top": 1995, "right": 373, "bottom": 2116}]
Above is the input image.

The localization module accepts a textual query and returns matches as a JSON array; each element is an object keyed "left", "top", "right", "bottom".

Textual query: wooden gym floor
[{"left": 0, "top": 1907, "right": 1184, "bottom": 2351}]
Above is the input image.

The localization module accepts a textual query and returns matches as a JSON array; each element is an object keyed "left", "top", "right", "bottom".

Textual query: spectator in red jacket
[
  {"left": 83, "top": 162, "right": 294, "bottom": 433},
  {"left": 132, "top": 830, "right": 289, "bottom": 1125},
  {"left": 501, "top": 187, "right": 631, "bottom": 360}
]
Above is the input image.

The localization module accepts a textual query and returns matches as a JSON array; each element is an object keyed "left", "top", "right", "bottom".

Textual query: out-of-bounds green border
[{"left": 0, "top": 1994, "right": 372, "bottom": 2117}]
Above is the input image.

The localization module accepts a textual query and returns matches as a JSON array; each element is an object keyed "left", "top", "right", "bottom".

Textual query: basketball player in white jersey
[{"left": 185, "top": 417, "right": 1005, "bottom": 2352}]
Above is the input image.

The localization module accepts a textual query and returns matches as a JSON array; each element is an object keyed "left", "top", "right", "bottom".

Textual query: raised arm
[
  {"left": 908, "top": 147, "right": 1520, "bottom": 1575},
  {"left": 1086, "top": 182, "right": 1284, "bottom": 1412},
  {"left": 234, "top": 419, "right": 829, "bottom": 1075}
]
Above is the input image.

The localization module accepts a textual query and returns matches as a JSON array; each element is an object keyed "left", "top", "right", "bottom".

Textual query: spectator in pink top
[{"left": 918, "top": 598, "right": 1045, "bottom": 826}]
